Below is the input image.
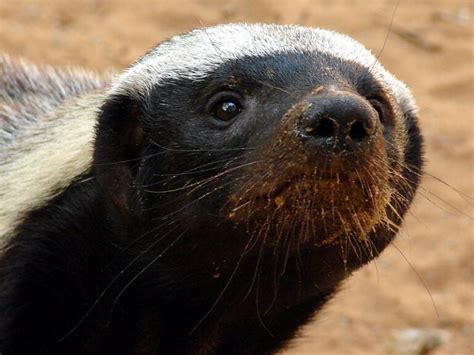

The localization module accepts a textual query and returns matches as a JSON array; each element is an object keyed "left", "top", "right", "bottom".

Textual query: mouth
[
  {"left": 227, "top": 167, "right": 391, "bottom": 246},
  {"left": 251, "top": 170, "right": 366, "bottom": 205}
]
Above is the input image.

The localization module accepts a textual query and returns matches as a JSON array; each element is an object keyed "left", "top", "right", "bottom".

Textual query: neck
[{"left": 0, "top": 175, "right": 338, "bottom": 354}]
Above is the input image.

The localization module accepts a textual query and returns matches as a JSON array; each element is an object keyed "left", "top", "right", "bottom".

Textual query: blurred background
[{"left": 0, "top": 0, "right": 472, "bottom": 353}]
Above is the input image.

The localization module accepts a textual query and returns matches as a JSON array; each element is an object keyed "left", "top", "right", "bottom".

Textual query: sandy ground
[{"left": 0, "top": 0, "right": 472, "bottom": 354}]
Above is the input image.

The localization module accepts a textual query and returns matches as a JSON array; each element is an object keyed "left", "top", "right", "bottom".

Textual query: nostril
[
  {"left": 349, "top": 121, "right": 369, "bottom": 142},
  {"left": 312, "top": 117, "right": 336, "bottom": 138}
]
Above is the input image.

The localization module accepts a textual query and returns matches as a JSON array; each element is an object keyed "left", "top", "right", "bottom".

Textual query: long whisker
[
  {"left": 107, "top": 228, "right": 189, "bottom": 320},
  {"left": 189, "top": 229, "right": 259, "bottom": 335},
  {"left": 59, "top": 225, "right": 179, "bottom": 342},
  {"left": 150, "top": 138, "right": 256, "bottom": 153},
  {"left": 145, "top": 160, "right": 262, "bottom": 194},
  {"left": 391, "top": 242, "right": 440, "bottom": 319},
  {"left": 368, "top": 0, "right": 401, "bottom": 73}
]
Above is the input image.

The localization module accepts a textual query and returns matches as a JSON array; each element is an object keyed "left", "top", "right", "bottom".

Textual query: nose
[{"left": 300, "top": 92, "right": 377, "bottom": 154}]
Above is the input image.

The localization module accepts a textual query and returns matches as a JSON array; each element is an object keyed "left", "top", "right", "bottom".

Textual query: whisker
[
  {"left": 254, "top": 79, "right": 296, "bottom": 96},
  {"left": 59, "top": 225, "right": 179, "bottom": 342},
  {"left": 107, "top": 228, "right": 189, "bottom": 320},
  {"left": 145, "top": 160, "right": 262, "bottom": 194},
  {"left": 368, "top": 0, "right": 400, "bottom": 73},
  {"left": 151, "top": 174, "right": 251, "bottom": 223},
  {"left": 190, "top": 229, "right": 259, "bottom": 335},
  {"left": 150, "top": 138, "right": 256, "bottom": 153},
  {"left": 391, "top": 242, "right": 440, "bottom": 319}
]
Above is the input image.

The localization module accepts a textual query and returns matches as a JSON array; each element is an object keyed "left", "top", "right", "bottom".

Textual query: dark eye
[
  {"left": 368, "top": 98, "right": 386, "bottom": 125},
  {"left": 212, "top": 99, "right": 242, "bottom": 121}
]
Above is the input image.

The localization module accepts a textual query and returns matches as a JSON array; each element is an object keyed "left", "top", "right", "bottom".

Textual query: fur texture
[
  {"left": 0, "top": 23, "right": 423, "bottom": 354},
  {"left": 0, "top": 56, "right": 110, "bottom": 244},
  {"left": 114, "top": 24, "right": 417, "bottom": 115}
]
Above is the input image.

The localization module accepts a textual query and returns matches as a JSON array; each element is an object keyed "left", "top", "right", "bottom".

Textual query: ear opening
[{"left": 93, "top": 94, "right": 144, "bottom": 216}]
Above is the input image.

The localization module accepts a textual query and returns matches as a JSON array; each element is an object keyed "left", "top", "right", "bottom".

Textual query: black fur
[{"left": 0, "top": 49, "right": 423, "bottom": 354}]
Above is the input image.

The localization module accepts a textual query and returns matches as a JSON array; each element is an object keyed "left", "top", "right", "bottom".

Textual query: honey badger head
[
  {"left": 95, "top": 24, "right": 422, "bottom": 273},
  {"left": 0, "top": 23, "right": 424, "bottom": 354}
]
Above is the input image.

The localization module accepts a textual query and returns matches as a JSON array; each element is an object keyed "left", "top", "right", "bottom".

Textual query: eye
[
  {"left": 212, "top": 99, "right": 242, "bottom": 121},
  {"left": 208, "top": 91, "right": 243, "bottom": 122},
  {"left": 368, "top": 98, "right": 387, "bottom": 125}
]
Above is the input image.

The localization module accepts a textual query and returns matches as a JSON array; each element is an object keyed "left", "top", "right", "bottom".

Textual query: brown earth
[{"left": 0, "top": 0, "right": 472, "bottom": 354}]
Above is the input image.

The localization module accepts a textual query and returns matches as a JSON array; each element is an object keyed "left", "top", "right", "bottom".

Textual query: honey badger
[{"left": 0, "top": 23, "right": 423, "bottom": 354}]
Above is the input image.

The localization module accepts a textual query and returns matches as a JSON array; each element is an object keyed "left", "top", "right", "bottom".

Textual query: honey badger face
[
  {"left": 0, "top": 24, "right": 423, "bottom": 354},
  {"left": 96, "top": 24, "right": 422, "bottom": 266},
  {"left": 91, "top": 25, "right": 425, "bottom": 335}
]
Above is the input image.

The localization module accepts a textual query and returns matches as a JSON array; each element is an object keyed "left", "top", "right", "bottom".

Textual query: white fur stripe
[
  {"left": 0, "top": 94, "right": 105, "bottom": 247},
  {"left": 111, "top": 23, "right": 416, "bottom": 116}
]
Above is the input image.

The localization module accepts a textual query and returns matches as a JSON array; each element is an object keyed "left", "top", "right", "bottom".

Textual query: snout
[
  {"left": 229, "top": 88, "right": 392, "bottom": 244},
  {"left": 297, "top": 91, "right": 379, "bottom": 155}
]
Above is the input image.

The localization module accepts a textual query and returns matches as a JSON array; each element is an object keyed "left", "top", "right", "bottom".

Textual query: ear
[{"left": 93, "top": 94, "right": 144, "bottom": 216}]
